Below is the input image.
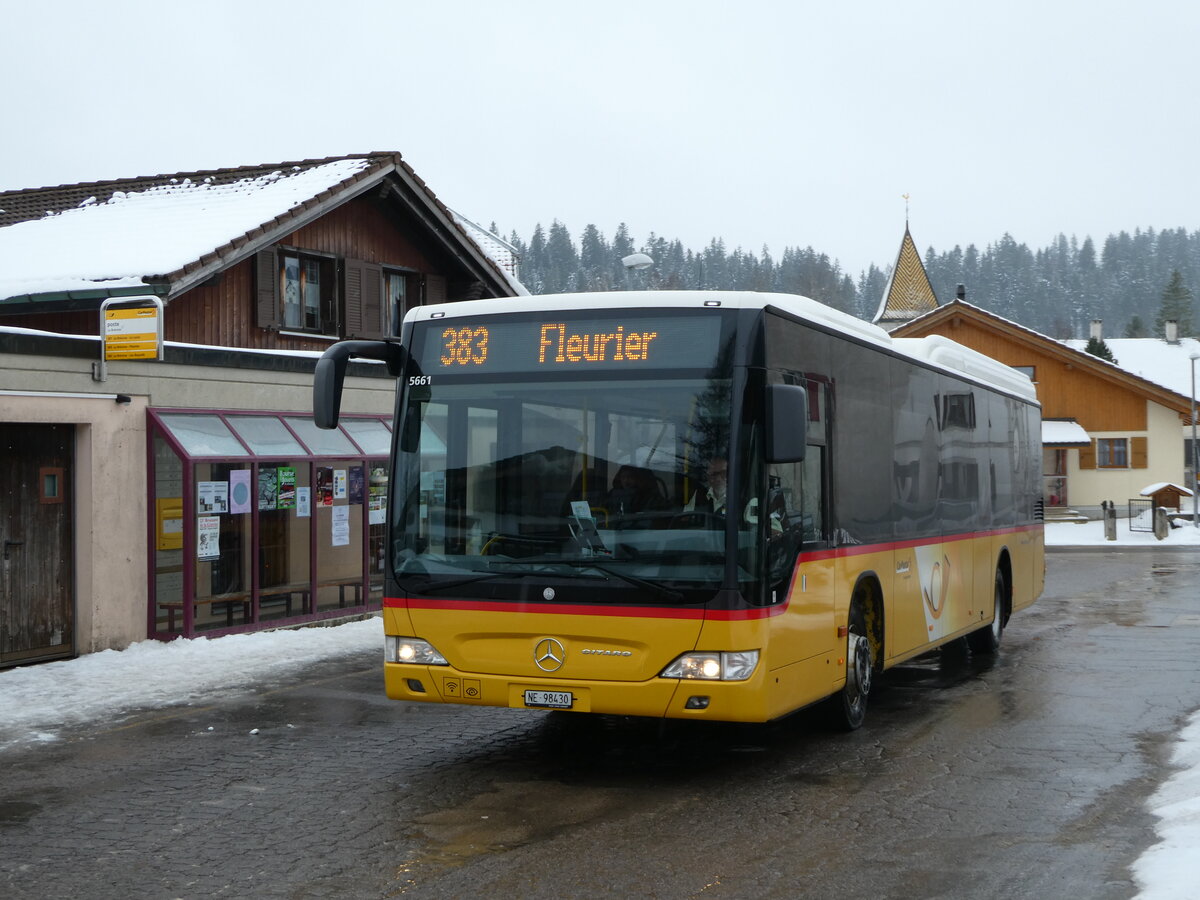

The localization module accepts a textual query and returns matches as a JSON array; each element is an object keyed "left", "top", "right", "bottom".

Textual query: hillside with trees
[{"left": 496, "top": 221, "right": 1200, "bottom": 340}]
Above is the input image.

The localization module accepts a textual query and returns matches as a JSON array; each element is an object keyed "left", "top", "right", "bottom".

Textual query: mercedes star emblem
[{"left": 534, "top": 637, "right": 565, "bottom": 672}]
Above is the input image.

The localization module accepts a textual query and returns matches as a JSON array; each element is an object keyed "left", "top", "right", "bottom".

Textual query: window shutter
[
  {"left": 1078, "top": 440, "right": 1096, "bottom": 469},
  {"left": 424, "top": 274, "right": 447, "bottom": 306},
  {"left": 1131, "top": 436, "right": 1148, "bottom": 468},
  {"left": 255, "top": 249, "right": 280, "bottom": 329},
  {"left": 342, "top": 258, "right": 383, "bottom": 339}
]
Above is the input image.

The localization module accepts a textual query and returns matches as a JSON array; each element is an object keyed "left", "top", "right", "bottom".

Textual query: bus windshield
[{"left": 391, "top": 374, "right": 754, "bottom": 603}]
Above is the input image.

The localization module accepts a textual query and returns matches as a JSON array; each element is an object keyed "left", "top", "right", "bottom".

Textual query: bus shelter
[{"left": 148, "top": 408, "right": 393, "bottom": 639}]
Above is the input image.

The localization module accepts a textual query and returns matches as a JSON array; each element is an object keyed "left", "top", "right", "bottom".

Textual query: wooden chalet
[
  {"left": 0, "top": 152, "right": 523, "bottom": 346},
  {"left": 0, "top": 153, "right": 523, "bottom": 666}
]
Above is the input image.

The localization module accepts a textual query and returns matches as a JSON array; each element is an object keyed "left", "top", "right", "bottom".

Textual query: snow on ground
[
  {"left": 1134, "top": 709, "right": 1200, "bottom": 899},
  {"left": 1045, "top": 517, "right": 1200, "bottom": 547},
  {"left": 0, "top": 616, "right": 381, "bottom": 752},
  {"left": 0, "top": 536, "right": 1197, "bottom": 897}
]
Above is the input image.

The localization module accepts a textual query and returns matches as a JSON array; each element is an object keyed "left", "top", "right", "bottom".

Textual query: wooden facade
[
  {"left": 894, "top": 303, "right": 1190, "bottom": 432},
  {"left": 0, "top": 423, "right": 74, "bottom": 666}
]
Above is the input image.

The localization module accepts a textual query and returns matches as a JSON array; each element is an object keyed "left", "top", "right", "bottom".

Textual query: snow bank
[{"left": 0, "top": 616, "right": 381, "bottom": 750}]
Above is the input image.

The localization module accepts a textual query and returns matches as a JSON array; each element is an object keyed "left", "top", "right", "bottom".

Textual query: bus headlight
[
  {"left": 385, "top": 636, "right": 449, "bottom": 666},
  {"left": 660, "top": 650, "right": 759, "bottom": 681}
]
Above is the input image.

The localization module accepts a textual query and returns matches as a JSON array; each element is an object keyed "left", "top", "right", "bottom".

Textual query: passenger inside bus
[{"left": 605, "top": 465, "right": 669, "bottom": 516}]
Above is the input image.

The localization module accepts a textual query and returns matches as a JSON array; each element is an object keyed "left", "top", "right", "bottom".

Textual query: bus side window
[
  {"left": 801, "top": 447, "right": 825, "bottom": 542},
  {"left": 774, "top": 447, "right": 826, "bottom": 543}
]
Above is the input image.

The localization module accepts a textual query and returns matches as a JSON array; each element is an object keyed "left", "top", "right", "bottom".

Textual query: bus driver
[{"left": 686, "top": 456, "right": 782, "bottom": 532}]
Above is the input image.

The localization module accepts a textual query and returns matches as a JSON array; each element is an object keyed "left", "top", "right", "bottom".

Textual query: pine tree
[
  {"left": 1123, "top": 315, "right": 1148, "bottom": 338},
  {"left": 611, "top": 223, "right": 636, "bottom": 289},
  {"left": 545, "top": 221, "right": 579, "bottom": 293},
  {"left": 1084, "top": 336, "right": 1116, "bottom": 362},
  {"left": 525, "top": 225, "right": 548, "bottom": 294},
  {"left": 1156, "top": 270, "right": 1194, "bottom": 338},
  {"left": 579, "top": 224, "right": 609, "bottom": 291}
]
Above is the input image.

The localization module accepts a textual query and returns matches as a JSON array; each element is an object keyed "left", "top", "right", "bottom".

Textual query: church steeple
[{"left": 872, "top": 222, "right": 939, "bottom": 332}]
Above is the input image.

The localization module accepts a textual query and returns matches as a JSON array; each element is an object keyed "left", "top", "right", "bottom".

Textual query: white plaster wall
[
  {"left": 1, "top": 347, "right": 395, "bottom": 653},
  {"left": 1066, "top": 400, "right": 1186, "bottom": 509},
  {"left": 0, "top": 392, "right": 146, "bottom": 653}
]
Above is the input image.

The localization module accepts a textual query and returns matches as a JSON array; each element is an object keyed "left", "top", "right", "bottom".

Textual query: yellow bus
[{"left": 314, "top": 291, "right": 1043, "bottom": 729}]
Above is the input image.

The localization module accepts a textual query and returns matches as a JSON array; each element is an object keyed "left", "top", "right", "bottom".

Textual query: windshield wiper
[
  {"left": 405, "top": 562, "right": 598, "bottom": 595},
  {"left": 406, "top": 571, "right": 527, "bottom": 594},
  {"left": 405, "top": 558, "right": 687, "bottom": 602},
  {"left": 555, "top": 559, "right": 686, "bottom": 603}
]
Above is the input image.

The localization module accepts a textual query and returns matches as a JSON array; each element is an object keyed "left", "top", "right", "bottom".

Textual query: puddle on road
[
  {"left": 395, "top": 780, "right": 624, "bottom": 887},
  {"left": 0, "top": 800, "right": 40, "bottom": 827}
]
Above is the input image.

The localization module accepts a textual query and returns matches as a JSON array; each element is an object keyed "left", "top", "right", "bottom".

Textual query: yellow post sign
[{"left": 104, "top": 306, "right": 160, "bottom": 360}]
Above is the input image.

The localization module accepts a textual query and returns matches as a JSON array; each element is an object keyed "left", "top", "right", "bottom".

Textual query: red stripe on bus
[
  {"left": 385, "top": 596, "right": 708, "bottom": 618},
  {"left": 383, "top": 523, "right": 1041, "bottom": 620}
]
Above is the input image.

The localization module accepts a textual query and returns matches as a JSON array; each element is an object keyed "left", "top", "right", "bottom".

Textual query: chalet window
[
  {"left": 1013, "top": 365, "right": 1035, "bottom": 382},
  {"left": 257, "top": 249, "right": 421, "bottom": 340},
  {"left": 1096, "top": 438, "right": 1128, "bottom": 468},
  {"left": 279, "top": 251, "right": 336, "bottom": 335},
  {"left": 383, "top": 269, "right": 416, "bottom": 337}
]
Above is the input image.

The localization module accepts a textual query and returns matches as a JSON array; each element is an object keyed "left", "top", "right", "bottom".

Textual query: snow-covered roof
[
  {"left": 448, "top": 210, "right": 528, "bottom": 296},
  {"left": 1042, "top": 419, "right": 1091, "bottom": 446},
  {"left": 895, "top": 300, "right": 1193, "bottom": 414},
  {"left": 1140, "top": 482, "right": 1194, "bottom": 497},
  {"left": 0, "top": 153, "right": 523, "bottom": 304},
  {"left": 1063, "top": 336, "right": 1200, "bottom": 399},
  {"left": 0, "top": 159, "right": 375, "bottom": 301}
]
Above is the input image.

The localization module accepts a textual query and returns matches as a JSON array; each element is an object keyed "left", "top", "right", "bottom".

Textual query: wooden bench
[
  {"left": 158, "top": 578, "right": 367, "bottom": 633},
  {"left": 160, "top": 592, "right": 250, "bottom": 632}
]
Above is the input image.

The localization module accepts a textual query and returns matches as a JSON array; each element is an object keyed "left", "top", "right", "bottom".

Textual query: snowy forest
[{"left": 495, "top": 221, "right": 1200, "bottom": 340}]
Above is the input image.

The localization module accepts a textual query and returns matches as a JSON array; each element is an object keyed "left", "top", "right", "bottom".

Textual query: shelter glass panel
[
  {"left": 314, "top": 460, "right": 365, "bottom": 612},
  {"left": 159, "top": 414, "right": 249, "bottom": 457},
  {"left": 341, "top": 418, "right": 393, "bottom": 455},
  {"left": 285, "top": 416, "right": 359, "bottom": 456},
  {"left": 193, "top": 461, "right": 252, "bottom": 632},
  {"left": 228, "top": 415, "right": 306, "bottom": 457},
  {"left": 257, "top": 461, "right": 313, "bottom": 622}
]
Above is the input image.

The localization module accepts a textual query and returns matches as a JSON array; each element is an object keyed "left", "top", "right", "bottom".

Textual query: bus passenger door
[{"left": 769, "top": 445, "right": 835, "bottom": 672}]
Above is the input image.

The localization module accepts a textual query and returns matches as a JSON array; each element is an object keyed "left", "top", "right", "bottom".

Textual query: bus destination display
[{"left": 418, "top": 314, "right": 725, "bottom": 373}]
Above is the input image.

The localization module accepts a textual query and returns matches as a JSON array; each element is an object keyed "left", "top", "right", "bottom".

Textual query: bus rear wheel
[
  {"left": 829, "top": 598, "right": 872, "bottom": 731},
  {"left": 967, "top": 570, "right": 1005, "bottom": 655}
]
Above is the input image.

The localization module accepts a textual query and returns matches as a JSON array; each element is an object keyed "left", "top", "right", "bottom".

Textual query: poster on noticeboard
[
  {"left": 198, "top": 516, "right": 220, "bottom": 559},
  {"left": 258, "top": 467, "right": 278, "bottom": 510},
  {"left": 277, "top": 466, "right": 296, "bottom": 509},
  {"left": 316, "top": 468, "right": 334, "bottom": 507}
]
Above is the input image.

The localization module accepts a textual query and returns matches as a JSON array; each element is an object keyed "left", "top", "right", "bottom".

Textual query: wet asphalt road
[{"left": 2, "top": 548, "right": 1199, "bottom": 899}]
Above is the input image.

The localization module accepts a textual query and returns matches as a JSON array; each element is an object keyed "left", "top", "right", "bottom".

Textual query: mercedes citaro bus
[{"left": 314, "top": 291, "right": 1043, "bottom": 729}]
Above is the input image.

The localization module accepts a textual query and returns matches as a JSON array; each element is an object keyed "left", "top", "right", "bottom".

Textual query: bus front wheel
[{"left": 830, "top": 598, "right": 872, "bottom": 731}]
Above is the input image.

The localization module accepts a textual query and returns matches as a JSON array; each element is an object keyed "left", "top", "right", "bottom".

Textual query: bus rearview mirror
[
  {"left": 766, "top": 383, "right": 808, "bottom": 463},
  {"left": 313, "top": 340, "right": 406, "bottom": 429}
]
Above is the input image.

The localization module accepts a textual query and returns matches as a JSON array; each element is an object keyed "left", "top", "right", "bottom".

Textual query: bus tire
[
  {"left": 829, "top": 595, "right": 872, "bottom": 731},
  {"left": 967, "top": 570, "right": 1005, "bottom": 655}
]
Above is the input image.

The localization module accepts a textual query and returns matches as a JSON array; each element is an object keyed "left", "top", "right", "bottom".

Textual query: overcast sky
[{"left": 3, "top": 0, "right": 1197, "bottom": 276}]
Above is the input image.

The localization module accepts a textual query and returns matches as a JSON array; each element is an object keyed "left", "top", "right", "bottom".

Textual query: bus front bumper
[{"left": 384, "top": 662, "right": 772, "bottom": 722}]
